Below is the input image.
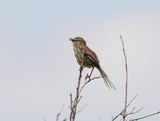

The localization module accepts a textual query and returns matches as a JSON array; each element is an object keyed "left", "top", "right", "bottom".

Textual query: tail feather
[{"left": 98, "top": 66, "right": 116, "bottom": 89}]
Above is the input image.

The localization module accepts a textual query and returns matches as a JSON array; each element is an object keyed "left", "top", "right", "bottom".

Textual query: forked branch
[{"left": 69, "top": 66, "right": 101, "bottom": 121}]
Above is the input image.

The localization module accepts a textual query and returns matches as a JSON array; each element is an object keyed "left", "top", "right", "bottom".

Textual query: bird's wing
[{"left": 84, "top": 46, "right": 100, "bottom": 65}]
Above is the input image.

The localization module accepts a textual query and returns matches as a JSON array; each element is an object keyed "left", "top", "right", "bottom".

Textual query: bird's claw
[{"left": 85, "top": 74, "right": 90, "bottom": 80}]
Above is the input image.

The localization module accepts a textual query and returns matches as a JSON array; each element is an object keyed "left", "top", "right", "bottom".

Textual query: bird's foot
[{"left": 85, "top": 74, "right": 91, "bottom": 81}]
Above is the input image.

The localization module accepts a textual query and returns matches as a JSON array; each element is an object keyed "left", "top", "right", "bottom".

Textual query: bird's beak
[{"left": 69, "top": 38, "right": 74, "bottom": 42}]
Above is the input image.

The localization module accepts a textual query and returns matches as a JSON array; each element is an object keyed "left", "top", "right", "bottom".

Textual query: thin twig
[
  {"left": 112, "top": 95, "right": 138, "bottom": 121},
  {"left": 112, "top": 112, "right": 122, "bottom": 121},
  {"left": 126, "top": 95, "right": 138, "bottom": 109},
  {"left": 69, "top": 66, "right": 83, "bottom": 121},
  {"left": 120, "top": 35, "right": 129, "bottom": 121},
  {"left": 126, "top": 107, "right": 143, "bottom": 116},
  {"left": 130, "top": 110, "right": 160, "bottom": 121},
  {"left": 79, "top": 75, "right": 102, "bottom": 93},
  {"left": 69, "top": 62, "right": 102, "bottom": 121},
  {"left": 112, "top": 36, "right": 129, "bottom": 121},
  {"left": 112, "top": 36, "right": 160, "bottom": 121},
  {"left": 70, "top": 94, "right": 73, "bottom": 109}
]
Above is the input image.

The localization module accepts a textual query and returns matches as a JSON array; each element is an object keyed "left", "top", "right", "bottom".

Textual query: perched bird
[{"left": 70, "top": 37, "right": 115, "bottom": 89}]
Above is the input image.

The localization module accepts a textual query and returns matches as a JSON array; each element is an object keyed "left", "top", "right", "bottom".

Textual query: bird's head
[{"left": 70, "top": 37, "right": 86, "bottom": 46}]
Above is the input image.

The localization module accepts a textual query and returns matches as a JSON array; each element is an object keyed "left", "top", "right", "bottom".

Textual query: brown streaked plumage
[{"left": 70, "top": 37, "right": 116, "bottom": 89}]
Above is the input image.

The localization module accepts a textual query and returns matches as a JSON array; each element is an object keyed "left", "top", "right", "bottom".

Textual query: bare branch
[
  {"left": 120, "top": 35, "right": 129, "bottom": 121},
  {"left": 79, "top": 75, "right": 102, "bottom": 94},
  {"left": 130, "top": 110, "right": 160, "bottom": 121},
  {"left": 69, "top": 62, "right": 102, "bottom": 121},
  {"left": 112, "top": 95, "right": 139, "bottom": 121},
  {"left": 112, "top": 112, "right": 122, "bottom": 121},
  {"left": 70, "top": 94, "right": 73, "bottom": 108},
  {"left": 126, "top": 95, "right": 138, "bottom": 108},
  {"left": 126, "top": 107, "right": 143, "bottom": 116},
  {"left": 112, "top": 36, "right": 129, "bottom": 121},
  {"left": 69, "top": 66, "right": 88, "bottom": 121}
]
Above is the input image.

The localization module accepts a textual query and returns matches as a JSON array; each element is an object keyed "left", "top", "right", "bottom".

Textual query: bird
[{"left": 70, "top": 37, "right": 116, "bottom": 89}]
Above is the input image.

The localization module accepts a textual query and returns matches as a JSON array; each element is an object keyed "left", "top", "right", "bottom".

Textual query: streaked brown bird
[{"left": 70, "top": 37, "right": 116, "bottom": 89}]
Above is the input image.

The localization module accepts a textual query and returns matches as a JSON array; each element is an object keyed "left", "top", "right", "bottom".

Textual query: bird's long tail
[{"left": 97, "top": 66, "right": 116, "bottom": 89}]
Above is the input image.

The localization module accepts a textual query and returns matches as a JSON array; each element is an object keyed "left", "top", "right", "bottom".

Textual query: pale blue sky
[{"left": 0, "top": 0, "right": 160, "bottom": 121}]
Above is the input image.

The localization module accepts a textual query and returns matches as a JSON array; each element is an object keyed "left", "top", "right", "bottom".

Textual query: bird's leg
[
  {"left": 85, "top": 67, "right": 94, "bottom": 81},
  {"left": 79, "top": 66, "right": 83, "bottom": 72},
  {"left": 89, "top": 67, "right": 94, "bottom": 78}
]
